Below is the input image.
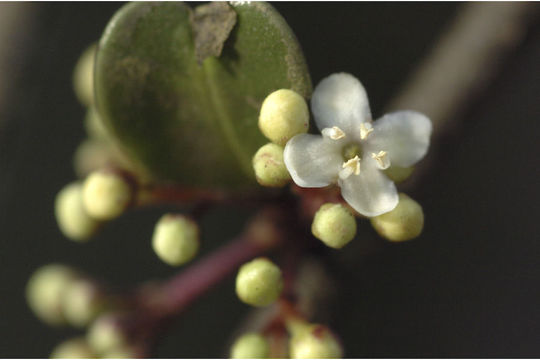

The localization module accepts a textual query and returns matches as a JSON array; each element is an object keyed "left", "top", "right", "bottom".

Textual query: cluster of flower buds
[{"left": 255, "top": 73, "right": 430, "bottom": 248}]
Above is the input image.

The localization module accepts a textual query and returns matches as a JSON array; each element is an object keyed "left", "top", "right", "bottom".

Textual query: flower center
[{"left": 341, "top": 143, "right": 362, "bottom": 161}]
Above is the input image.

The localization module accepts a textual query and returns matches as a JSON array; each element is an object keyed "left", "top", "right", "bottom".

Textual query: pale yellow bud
[
  {"left": 259, "top": 89, "right": 309, "bottom": 146},
  {"left": 252, "top": 143, "right": 291, "bottom": 187},
  {"left": 230, "top": 332, "right": 269, "bottom": 359},
  {"left": 26, "top": 264, "right": 77, "bottom": 325},
  {"left": 50, "top": 337, "right": 95, "bottom": 359},
  {"left": 82, "top": 170, "right": 132, "bottom": 220},
  {"left": 311, "top": 203, "right": 357, "bottom": 249},
  {"left": 289, "top": 324, "right": 343, "bottom": 359},
  {"left": 152, "top": 214, "right": 199, "bottom": 266},
  {"left": 73, "top": 44, "right": 96, "bottom": 107},
  {"left": 62, "top": 278, "right": 105, "bottom": 328},
  {"left": 55, "top": 182, "right": 101, "bottom": 242},
  {"left": 87, "top": 314, "right": 127, "bottom": 354},
  {"left": 235, "top": 257, "right": 283, "bottom": 307},
  {"left": 370, "top": 193, "right": 424, "bottom": 242},
  {"left": 384, "top": 165, "right": 414, "bottom": 183}
]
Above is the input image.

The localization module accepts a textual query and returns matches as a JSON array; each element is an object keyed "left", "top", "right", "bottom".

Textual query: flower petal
[
  {"left": 366, "top": 111, "right": 432, "bottom": 167},
  {"left": 311, "top": 73, "right": 371, "bottom": 136},
  {"left": 283, "top": 134, "right": 342, "bottom": 188},
  {"left": 338, "top": 155, "right": 398, "bottom": 217}
]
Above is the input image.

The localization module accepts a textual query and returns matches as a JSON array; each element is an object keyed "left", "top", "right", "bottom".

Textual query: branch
[{"left": 387, "top": 3, "right": 537, "bottom": 134}]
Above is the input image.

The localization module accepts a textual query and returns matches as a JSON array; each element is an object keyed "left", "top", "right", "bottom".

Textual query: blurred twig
[
  {"left": 387, "top": 3, "right": 538, "bottom": 184},
  {"left": 388, "top": 2, "right": 537, "bottom": 132}
]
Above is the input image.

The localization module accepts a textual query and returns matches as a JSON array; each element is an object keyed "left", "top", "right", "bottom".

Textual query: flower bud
[
  {"left": 152, "top": 214, "right": 199, "bottom": 266},
  {"left": 289, "top": 324, "right": 343, "bottom": 359},
  {"left": 235, "top": 257, "right": 283, "bottom": 307},
  {"left": 55, "top": 182, "right": 101, "bottom": 242},
  {"left": 384, "top": 165, "right": 414, "bottom": 183},
  {"left": 370, "top": 193, "right": 424, "bottom": 242},
  {"left": 73, "top": 43, "right": 96, "bottom": 107},
  {"left": 311, "top": 203, "right": 357, "bottom": 249},
  {"left": 62, "top": 278, "right": 106, "bottom": 328},
  {"left": 50, "top": 337, "right": 96, "bottom": 359},
  {"left": 87, "top": 313, "right": 127, "bottom": 354},
  {"left": 230, "top": 332, "right": 269, "bottom": 359},
  {"left": 252, "top": 143, "right": 290, "bottom": 187},
  {"left": 82, "top": 170, "right": 132, "bottom": 220},
  {"left": 259, "top": 89, "right": 309, "bottom": 146},
  {"left": 26, "top": 264, "right": 77, "bottom": 325}
]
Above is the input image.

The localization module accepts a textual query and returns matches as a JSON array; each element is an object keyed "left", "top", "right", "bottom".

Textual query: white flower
[{"left": 284, "top": 73, "right": 432, "bottom": 217}]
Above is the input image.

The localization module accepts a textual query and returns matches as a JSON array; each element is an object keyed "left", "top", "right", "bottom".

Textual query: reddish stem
[
  {"left": 140, "top": 208, "right": 286, "bottom": 317},
  {"left": 137, "top": 184, "right": 282, "bottom": 208}
]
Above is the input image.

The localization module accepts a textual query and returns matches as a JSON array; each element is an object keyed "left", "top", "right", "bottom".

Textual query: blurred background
[{"left": 0, "top": 2, "right": 539, "bottom": 358}]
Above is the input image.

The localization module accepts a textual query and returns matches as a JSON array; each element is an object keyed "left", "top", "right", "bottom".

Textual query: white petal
[
  {"left": 283, "top": 134, "right": 342, "bottom": 188},
  {"left": 311, "top": 73, "right": 371, "bottom": 136},
  {"left": 338, "top": 155, "right": 398, "bottom": 217},
  {"left": 366, "top": 111, "right": 432, "bottom": 167}
]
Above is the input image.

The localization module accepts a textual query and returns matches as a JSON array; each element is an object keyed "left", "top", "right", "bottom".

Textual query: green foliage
[{"left": 95, "top": 2, "right": 312, "bottom": 189}]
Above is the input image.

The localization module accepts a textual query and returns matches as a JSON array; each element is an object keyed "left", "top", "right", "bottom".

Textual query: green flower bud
[
  {"left": 259, "top": 89, "right": 309, "bottom": 146},
  {"left": 82, "top": 170, "right": 132, "bottom": 220},
  {"left": 73, "top": 44, "right": 96, "bottom": 107},
  {"left": 289, "top": 324, "right": 343, "bottom": 359},
  {"left": 55, "top": 182, "right": 101, "bottom": 242},
  {"left": 152, "top": 214, "right": 199, "bottom": 266},
  {"left": 370, "top": 193, "right": 424, "bottom": 242},
  {"left": 62, "top": 278, "right": 105, "bottom": 328},
  {"left": 87, "top": 313, "right": 127, "bottom": 354},
  {"left": 26, "top": 264, "right": 77, "bottom": 325},
  {"left": 50, "top": 337, "right": 96, "bottom": 359},
  {"left": 235, "top": 257, "right": 283, "bottom": 307},
  {"left": 311, "top": 203, "right": 357, "bottom": 249},
  {"left": 230, "top": 332, "right": 269, "bottom": 359},
  {"left": 252, "top": 143, "right": 291, "bottom": 187},
  {"left": 384, "top": 165, "right": 414, "bottom": 183}
]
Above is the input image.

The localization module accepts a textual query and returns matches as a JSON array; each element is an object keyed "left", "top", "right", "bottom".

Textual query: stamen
[
  {"left": 371, "top": 150, "right": 390, "bottom": 169},
  {"left": 339, "top": 155, "right": 361, "bottom": 179},
  {"left": 322, "top": 126, "right": 346, "bottom": 140},
  {"left": 360, "top": 122, "right": 374, "bottom": 140}
]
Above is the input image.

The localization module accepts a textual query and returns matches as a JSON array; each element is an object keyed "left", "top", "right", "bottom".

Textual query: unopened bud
[
  {"left": 236, "top": 257, "right": 283, "bottom": 307},
  {"left": 62, "top": 278, "right": 106, "bottom": 328},
  {"left": 311, "top": 203, "right": 357, "bottom": 249},
  {"left": 370, "top": 193, "right": 424, "bottom": 242},
  {"left": 82, "top": 170, "right": 132, "bottom": 220},
  {"left": 259, "top": 89, "right": 309, "bottom": 146},
  {"left": 73, "top": 44, "right": 96, "bottom": 107},
  {"left": 87, "top": 313, "right": 127, "bottom": 354},
  {"left": 289, "top": 324, "right": 343, "bottom": 359},
  {"left": 50, "top": 337, "right": 95, "bottom": 359},
  {"left": 230, "top": 332, "right": 269, "bottom": 359},
  {"left": 152, "top": 214, "right": 199, "bottom": 266},
  {"left": 384, "top": 165, "right": 414, "bottom": 183},
  {"left": 26, "top": 264, "right": 77, "bottom": 325},
  {"left": 252, "top": 143, "right": 290, "bottom": 187},
  {"left": 55, "top": 182, "right": 101, "bottom": 242}
]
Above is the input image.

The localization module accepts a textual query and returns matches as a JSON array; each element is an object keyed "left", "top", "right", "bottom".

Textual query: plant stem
[{"left": 141, "top": 207, "right": 286, "bottom": 317}]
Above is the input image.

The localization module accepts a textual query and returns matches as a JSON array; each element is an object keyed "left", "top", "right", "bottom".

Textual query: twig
[{"left": 387, "top": 3, "right": 537, "bottom": 133}]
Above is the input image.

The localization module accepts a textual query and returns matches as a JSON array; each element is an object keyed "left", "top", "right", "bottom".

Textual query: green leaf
[{"left": 94, "top": 2, "right": 312, "bottom": 189}]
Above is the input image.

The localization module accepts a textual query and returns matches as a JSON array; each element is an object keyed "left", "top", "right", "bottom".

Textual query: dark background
[{"left": 1, "top": 2, "right": 539, "bottom": 358}]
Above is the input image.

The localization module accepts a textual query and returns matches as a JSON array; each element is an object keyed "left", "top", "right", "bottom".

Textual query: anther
[
  {"left": 322, "top": 126, "right": 346, "bottom": 140},
  {"left": 360, "top": 122, "right": 374, "bottom": 140},
  {"left": 339, "top": 155, "right": 361, "bottom": 179},
  {"left": 371, "top": 150, "right": 390, "bottom": 169}
]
